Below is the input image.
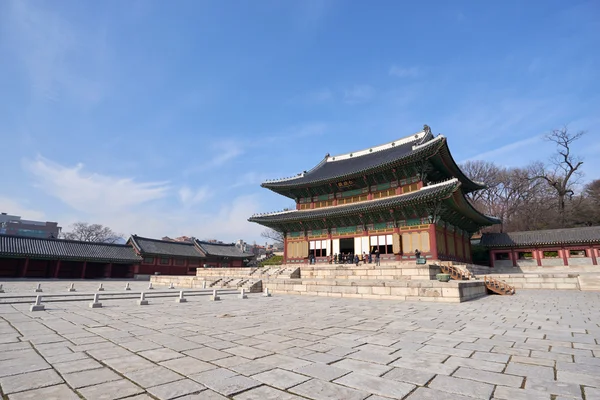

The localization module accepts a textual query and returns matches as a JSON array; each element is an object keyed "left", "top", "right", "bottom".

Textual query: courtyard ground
[{"left": 0, "top": 280, "right": 599, "bottom": 400}]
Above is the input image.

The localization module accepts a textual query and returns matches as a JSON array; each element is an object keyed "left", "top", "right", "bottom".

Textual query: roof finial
[{"left": 423, "top": 124, "right": 431, "bottom": 135}]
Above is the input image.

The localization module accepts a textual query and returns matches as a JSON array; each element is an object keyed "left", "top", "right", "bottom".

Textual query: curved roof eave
[
  {"left": 445, "top": 190, "right": 501, "bottom": 226},
  {"left": 436, "top": 140, "right": 487, "bottom": 193}
]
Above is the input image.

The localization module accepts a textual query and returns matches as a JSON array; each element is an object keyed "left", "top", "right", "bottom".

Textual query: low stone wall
[
  {"left": 262, "top": 279, "right": 486, "bottom": 303},
  {"left": 299, "top": 264, "right": 440, "bottom": 281},
  {"left": 486, "top": 273, "right": 580, "bottom": 290},
  {"left": 150, "top": 275, "right": 263, "bottom": 292},
  {"left": 194, "top": 266, "right": 300, "bottom": 279}
]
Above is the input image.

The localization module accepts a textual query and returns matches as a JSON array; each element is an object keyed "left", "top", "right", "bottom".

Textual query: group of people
[
  {"left": 332, "top": 250, "right": 381, "bottom": 266},
  {"left": 308, "top": 249, "right": 422, "bottom": 266}
]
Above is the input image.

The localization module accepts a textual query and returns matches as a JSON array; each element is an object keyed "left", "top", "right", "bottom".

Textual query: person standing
[
  {"left": 415, "top": 249, "right": 421, "bottom": 260},
  {"left": 375, "top": 249, "right": 380, "bottom": 266}
]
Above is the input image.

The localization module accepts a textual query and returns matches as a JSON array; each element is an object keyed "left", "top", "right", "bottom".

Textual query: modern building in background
[
  {"left": 249, "top": 126, "right": 500, "bottom": 264},
  {"left": 0, "top": 212, "right": 61, "bottom": 238}
]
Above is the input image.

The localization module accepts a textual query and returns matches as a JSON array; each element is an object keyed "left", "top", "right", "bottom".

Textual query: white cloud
[
  {"left": 461, "top": 135, "right": 544, "bottom": 163},
  {"left": 184, "top": 140, "right": 244, "bottom": 175},
  {"left": 0, "top": 197, "right": 45, "bottom": 221},
  {"left": 25, "top": 156, "right": 169, "bottom": 213},
  {"left": 388, "top": 65, "right": 420, "bottom": 78},
  {"left": 343, "top": 85, "right": 375, "bottom": 104},
  {"left": 179, "top": 186, "right": 211, "bottom": 206}
]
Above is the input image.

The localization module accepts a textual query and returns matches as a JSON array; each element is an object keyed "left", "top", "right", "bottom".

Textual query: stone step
[{"left": 578, "top": 274, "right": 600, "bottom": 291}]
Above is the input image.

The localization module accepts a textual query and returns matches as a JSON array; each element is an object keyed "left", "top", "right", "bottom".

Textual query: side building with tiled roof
[
  {"left": 0, "top": 234, "right": 141, "bottom": 278},
  {"left": 195, "top": 240, "right": 255, "bottom": 268},
  {"left": 128, "top": 235, "right": 206, "bottom": 276},
  {"left": 480, "top": 226, "right": 600, "bottom": 268},
  {"left": 249, "top": 125, "right": 500, "bottom": 264}
]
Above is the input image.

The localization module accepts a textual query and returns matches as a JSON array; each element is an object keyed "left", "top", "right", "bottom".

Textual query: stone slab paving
[{"left": 0, "top": 280, "right": 599, "bottom": 399}]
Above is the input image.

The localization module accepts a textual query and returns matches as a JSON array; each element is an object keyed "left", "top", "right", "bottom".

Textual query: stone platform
[{"left": 150, "top": 262, "right": 487, "bottom": 302}]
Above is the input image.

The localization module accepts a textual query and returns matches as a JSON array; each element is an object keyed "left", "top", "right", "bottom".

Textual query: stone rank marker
[
  {"left": 125, "top": 282, "right": 131, "bottom": 291},
  {"left": 263, "top": 287, "right": 271, "bottom": 297},
  {"left": 35, "top": 283, "right": 42, "bottom": 293},
  {"left": 148, "top": 282, "right": 154, "bottom": 290},
  {"left": 89, "top": 293, "right": 102, "bottom": 308},
  {"left": 98, "top": 283, "right": 105, "bottom": 291},
  {"left": 210, "top": 289, "right": 220, "bottom": 301},
  {"left": 176, "top": 290, "right": 187, "bottom": 303},
  {"left": 239, "top": 288, "right": 248, "bottom": 299},
  {"left": 30, "top": 295, "right": 45, "bottom": 312},
  {"left": 68, "top": 283, "right": 76, "bottom": 292},
  {"left": 0, "top": 283, "right": 4, "bottom": 293},
  {"left": 202, "top": 281, "right": 207, "bottom": 289},
  {"left": 137, "top": 292, "right": 149, "bottom": 306},
  {"left": 169, "top": 282, "right": 175, "bottom": 289}
]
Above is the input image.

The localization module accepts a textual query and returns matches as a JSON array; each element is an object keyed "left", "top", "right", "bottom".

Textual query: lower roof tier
[{"left": 249, "top": 179, "right": 500, "bottom": 234}]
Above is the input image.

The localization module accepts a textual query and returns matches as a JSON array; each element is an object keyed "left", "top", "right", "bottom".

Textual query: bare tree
[
  {"left": 536, "top": 126, "right": 586, "bottom": 227},
  {"left": 261, "top": 228, "right": 284, "bottom": 244},
  {"left": 61, "top": 222, "right": 123, "bottom": 243}
]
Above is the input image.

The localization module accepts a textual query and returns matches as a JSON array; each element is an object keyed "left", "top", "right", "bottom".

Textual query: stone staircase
[{"left": 439, "top": 264, "right": 515, "bottom": 296}]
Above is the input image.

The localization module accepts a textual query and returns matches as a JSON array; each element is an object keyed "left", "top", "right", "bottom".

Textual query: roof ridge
[
  {"left": 485, "top": 225, "right": 600, "bottom": 235},
  {"left": 0, "top": 233, "right": 129, "bottom": 247},
  {"left": 132, "top": 234, "right": 195, "bottom": 245},
  {"left": 196, "top": 240, "right": 236, "bottom": 246}
]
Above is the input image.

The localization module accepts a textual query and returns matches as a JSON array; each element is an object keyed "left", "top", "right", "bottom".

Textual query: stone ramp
[{"left": 578, "top": 274, "right": 600, "bottom": 291}]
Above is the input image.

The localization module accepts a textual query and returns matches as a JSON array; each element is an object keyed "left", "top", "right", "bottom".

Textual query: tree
[
  {"left": 61, "top": 222, "right": 123, "bottom": 243},
  {"left": 261, "top": 228, "right": 284, "bottom": 244},
  {"left": 536, "top": 126, "right": 586, "bottom": 227}
]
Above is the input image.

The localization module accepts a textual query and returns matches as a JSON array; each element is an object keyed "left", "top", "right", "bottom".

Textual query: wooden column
[
  {"left": 443, "top": 225, "right": 449, "bottom": 260},
  {"left": 283, "top": 235, "right": 288, "bottom": 264},
  {"left": 510, "top": 250, "right": 517, "bottom": 267},
  {"left": 588, "top": 247, "right": 597, "bottom": 266},
  {"left": 561, "top": 248, "right": 568, "bottom": 266},
  {"left": 453, "top": 230, "right": 459, "bottom": 261},
  {"left": 461, "top": 233, "right": 467, "bottom": 263},
  {"left": 81, "top": 261, "right": 87, "bottom": 279},
  {"left": 428, "top": 224, "right": 438, "bottom": 260},
  {"left": 53, "top": 260, "right": 61, "bottom": 278},
  {"left": 535, "top": 249, "right": 542, "bottom": 266},
  {"left": 104, "top": 263, "right": 113, "bottom": 278},
  {"left": 21, "top": 257, "right": 30, "bottom": 278}
]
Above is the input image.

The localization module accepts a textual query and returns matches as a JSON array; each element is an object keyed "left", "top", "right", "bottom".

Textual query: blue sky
[{"left": 0, "top": 0, "right": 598, "bottom": 243}]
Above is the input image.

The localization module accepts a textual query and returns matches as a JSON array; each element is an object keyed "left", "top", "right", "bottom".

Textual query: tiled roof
[
  {"left": 480, "top": 226, "right": 600, "bottom": 247},
  {"left": 262, "top": 130, "right": 435, "bottom": 188},
  {"left": 250, "top": 179, "right": 461, "bottom": 223},
  {"left": 195, "top": 241, "right": 254, "bottom": 258},
  {"left": 0, "top": 234, "right": 141, "bottom": 263},
  {"left": 129, "top": 235, "right": 204, "bottom": 258}
]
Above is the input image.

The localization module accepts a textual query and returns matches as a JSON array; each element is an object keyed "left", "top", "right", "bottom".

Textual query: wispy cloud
[
  {"left": 461, "top": 135, "right": 544, "bottom": 163},
  {"left": 184, "top": 140, "right": 245, "bottom": 175},
  {"left": 0, "top": 197, "right": 45, "bottom": 221},
  {"left": 343, "top": 84, "right": 375, "bottom": 104},
  {"left": 389, "top": 65, "right": 420, "bottom": 78},
  {"left": 179, "top": 186, "right": 211, "bottom": 206},
  {"left": 25, "top": 156, "right": 169, "bottom": 213}
]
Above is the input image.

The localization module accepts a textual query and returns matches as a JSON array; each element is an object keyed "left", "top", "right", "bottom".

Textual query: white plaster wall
[{"left": 332, "top": 239, "right": 340, "bottom": 255}]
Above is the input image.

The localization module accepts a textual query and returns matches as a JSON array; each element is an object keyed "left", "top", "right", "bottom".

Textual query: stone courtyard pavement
[{"left": 0, "top": 281, "right": 599, "bottom": 400}]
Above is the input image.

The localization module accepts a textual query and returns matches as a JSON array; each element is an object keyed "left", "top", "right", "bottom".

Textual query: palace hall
[{"left": 249, "top": 126, "right": 500, "bottom": 264}]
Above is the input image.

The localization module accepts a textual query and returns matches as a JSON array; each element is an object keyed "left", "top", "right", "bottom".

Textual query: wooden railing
[
  {"left": 484, "top": 276, "right": 516, "bottom": 295},
  {"left": 439, "top": 264, "right": 515, "bottom": 296}
]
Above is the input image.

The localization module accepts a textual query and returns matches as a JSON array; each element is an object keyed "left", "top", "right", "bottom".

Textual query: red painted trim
[
  {"left": 53, "top": 260, "right": 61, "bottom": 278},
  {"left": 104, "top": 263, "right": 112, "bottom": 278},
  {"left": 21, "top": 257, "right": 29, "bottom": 278},
  {"left": 428, "top": 224, "right": 438, "bottom": 260}
]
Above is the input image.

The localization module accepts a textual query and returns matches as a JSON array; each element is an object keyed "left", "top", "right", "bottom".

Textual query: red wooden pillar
[
  {"left": 283, "top": 235, "right": 288, "bottom": 264},
  {"left": 588, "top": 247, "right": 597, "bottom": 265},
  {"left": 535, "top": 249, "right": 542, "bottom": 266},
  {"left": 453, "top": 230, "right": 459, "bottom": 261},
  {"left": 21, "top": 257, "right": 30, "bottom": 278},
  {"left": 443, "top": 226, "right": 449, "bottom": 259},
  {"left": 104, "top": 263, "right": 113, "bottom": 278},
  {"left": 427, "top": 224, "right": 438, "bottom": 260},
  {"left": 81, "top": 261, "right": 87, "bottom": 279},
  {"left": 561, "top": 247, "right": 568, "bottom": 266},
  {"left": 490, "top": 250, "right": 496, "bottom": 268},
  {"left": 461, "top": 233, "right": 467, "bottom": 263},
  {"left": 467, "top": 238, "right": 472, "bottom": 262},
  {"left": 510, "top": 250, "right": 517, "bottom": 267},
  {"left": 53, "top": 260, "right": 61, "bottom": 278}
]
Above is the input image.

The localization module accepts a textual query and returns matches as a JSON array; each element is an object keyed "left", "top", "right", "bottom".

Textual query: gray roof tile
[
  {"left": 0, "top": 234, "right": 141, "bottom": 263},
  {"left": 480, "top": 226, "right": 600, "bottom": 247},
  {"left": 130, "top": 235, "right": 204, "bottom": 258},
  {"left": 195, "top": 241, "right": 254, "bottom": 258}
]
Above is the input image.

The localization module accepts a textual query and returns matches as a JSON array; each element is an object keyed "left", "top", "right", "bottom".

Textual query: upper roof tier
[{"left": 261, "top": 126, "right": 484, "bottom": 196}]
